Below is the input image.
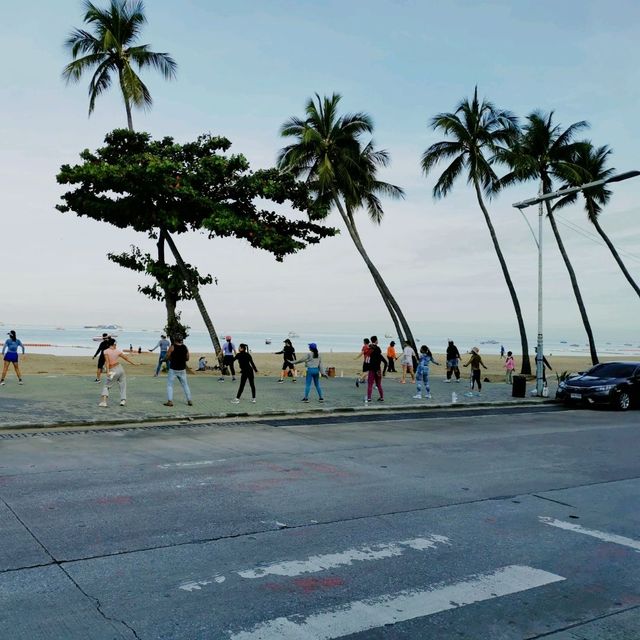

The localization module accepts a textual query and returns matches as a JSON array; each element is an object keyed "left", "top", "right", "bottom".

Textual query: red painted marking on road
[
  {"left": 294, "top": 576, "right": 345, "bottom": 593},
  {"left": 96, "top": 495, "right": 133, "bottom": 505},
  {"left": 301, "top": 461, "right": 351, "bottom": 478},
  {"left": 263, "top": 576, "right": 345, "bottom": 594}
]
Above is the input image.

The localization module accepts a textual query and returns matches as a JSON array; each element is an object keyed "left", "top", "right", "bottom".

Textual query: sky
[{"left": 1, "top": 0, "right": 639, "bottom": 345}]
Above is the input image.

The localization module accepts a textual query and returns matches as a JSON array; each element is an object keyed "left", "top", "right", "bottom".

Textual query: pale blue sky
[{"left": 1, "top": 0, "right": 639, "bottom": 344}]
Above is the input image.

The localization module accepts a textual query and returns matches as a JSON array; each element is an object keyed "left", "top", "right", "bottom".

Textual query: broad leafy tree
[
  {"left": 278, "top": 93, "right": 414, "bottom": 348},
  {"left": 422, "top": 88, "right": 532, "bottom": 374},
  {"left": 57, "top": 129, "right": 336, "bottom": 355},
  {"left": 62, "top": 0, "right": 177, "bottom": 131},
  {"left": 554, "top": 143, "right": 640, "bottom": 298},
  {"left": 499, "top": 112, "right": 600, "bottom": 364}
]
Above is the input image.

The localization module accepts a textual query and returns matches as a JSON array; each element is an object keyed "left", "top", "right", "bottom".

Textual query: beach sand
[{"left": 15, "top": 351, "right": 638, "bottom": 382}]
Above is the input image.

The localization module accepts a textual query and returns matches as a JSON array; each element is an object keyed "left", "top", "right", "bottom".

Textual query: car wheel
[{"left": 614, "top": 390, "right": 631, "bottom": 411}]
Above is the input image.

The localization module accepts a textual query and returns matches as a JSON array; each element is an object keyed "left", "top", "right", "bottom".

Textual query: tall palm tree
[
  {"left": 421, "top": 88, "right": 532, "bottom": 374},
  {"left": 61, "top": 2, "right": 226, "bottom": 359},
  {"left": 62, "top": 0, "right": 177, "bottom": 131},
  {"left": 554, "top": 143, "right": 640, "bottom": 298},
  {"left": 278, "top": 93, "right": 415, "bottom": 347},
  {"left": 499, "top": 112, "right": 600, "bottom": 364}
]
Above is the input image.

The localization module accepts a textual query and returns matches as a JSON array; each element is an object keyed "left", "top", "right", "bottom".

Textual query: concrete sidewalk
[{"left": 0, "top": 371, "right": 551, "bottom": 430}]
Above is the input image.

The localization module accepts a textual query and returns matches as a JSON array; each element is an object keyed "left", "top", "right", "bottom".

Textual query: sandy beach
[{"left": 15, "top": 351, "right": 638, "bottom": 383}]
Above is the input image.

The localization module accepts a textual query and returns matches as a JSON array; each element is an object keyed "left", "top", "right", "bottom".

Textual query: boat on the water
[{"left": 265, "top": 339, "right": 272, "bottom": 345}]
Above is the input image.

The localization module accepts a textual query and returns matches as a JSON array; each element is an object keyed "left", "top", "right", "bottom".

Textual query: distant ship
[
  {"left": 288, "top": 331, "right": 299, "bottom": 338},
  {"left": 265, "top": 339, "right": 272, "bottom": 345}
]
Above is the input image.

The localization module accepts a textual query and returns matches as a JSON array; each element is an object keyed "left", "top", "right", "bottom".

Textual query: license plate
[{"left": 570, "top": 393, "right": 581, "bottom": 399}]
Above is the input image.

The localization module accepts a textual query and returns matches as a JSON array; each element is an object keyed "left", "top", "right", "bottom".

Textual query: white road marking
[
  {"left": 228, "top": 564, "right": 565, "bottom": 640},
  {"left": 158, "top": 459, "right": 227, "bottom": 469},
  {"left": 539, "top": 516, "right": 640, "bottom": 552},
  {"left": 178, "top": 535, "right": 450, "bottom": 592},
  {"left": 237, "top": 536, "right": 450, "bottom": 579}
]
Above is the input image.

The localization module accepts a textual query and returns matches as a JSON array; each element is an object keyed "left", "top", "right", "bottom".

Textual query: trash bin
[{"left": 512, "top": 375, "right": 526, "bottom": 398}]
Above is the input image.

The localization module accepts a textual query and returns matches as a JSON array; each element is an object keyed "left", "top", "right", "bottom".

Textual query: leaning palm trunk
[
  {"left": 332, "top": 196, "right": 414, "bottom": 348},
  {"left": 591, "top": 218, "right": 640, "bottom": 298},
  {"left": 474, "top": 181, "right": 531, "bottom": 374},
  {"left": 163, "top": 231, "right": 224, "bottom": 365},
  {"left": 544, "top": 201, "right": 599, "bottom": 364},
  {"left": 157, "top": 230, "right": 179, "bottom": 329}
]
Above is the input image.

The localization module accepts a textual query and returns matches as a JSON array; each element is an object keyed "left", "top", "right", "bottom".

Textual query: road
[{"left": 1, "top": 406, "right": 639, "bottom": 639}]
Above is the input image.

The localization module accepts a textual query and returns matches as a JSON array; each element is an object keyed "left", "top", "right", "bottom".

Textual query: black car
[{"left": 556, "top": 361, "right": 640, "bottom": 410}]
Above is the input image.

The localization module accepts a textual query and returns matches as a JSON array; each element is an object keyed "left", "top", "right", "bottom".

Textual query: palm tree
[
  {"left": 499, "top": 112, "right": 600, "bottom": 364},
  {"left": 278, "top": 93, "right": 415, "bottom": 347},
  {"left": 62, "top": 0, "right": 177, "bottom": 131},
  {"left": 61, "top": 2, "right": 225, "bottom": 359},
  {"left": 554, "top": 143, "right": 640, "bottom": 298},
  {"left": 421, "top": 88, "right": 532, "bottom": 374}
]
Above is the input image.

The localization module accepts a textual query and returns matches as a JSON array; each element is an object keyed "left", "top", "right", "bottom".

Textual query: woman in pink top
[
  {"left": 504, "top": 351, "right": 515, "bottom": 384},
  {"left": 99, "top": 338, "right": 138, "bottom": 407}
]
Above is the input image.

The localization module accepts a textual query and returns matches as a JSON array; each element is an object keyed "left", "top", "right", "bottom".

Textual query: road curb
[{"left": 0, "top": 399, "right": 557, "bottom": 433}]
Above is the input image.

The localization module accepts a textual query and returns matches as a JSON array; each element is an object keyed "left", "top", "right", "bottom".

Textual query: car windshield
[{"left": 585, "top": 363, "right": 638, "bottom": 378}]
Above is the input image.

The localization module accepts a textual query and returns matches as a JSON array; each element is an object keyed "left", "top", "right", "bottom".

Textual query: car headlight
[
  {"left": 558, "top": 381, "right": 567, "bottom": 389},
  {"left": 593, "top": 385, "right": 615, "bottom": 392}
]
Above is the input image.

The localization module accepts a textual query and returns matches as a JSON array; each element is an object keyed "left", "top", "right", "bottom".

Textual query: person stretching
[
  {"left": 365, "top": 336, "right": 387, "bottom": 403},
  {"left": 92, "top": 332, "right": 110, "bottom": 383},
  {"left": 231, "top": 344, "right": 258, "bottom": 404},
  {"left": 1, "top": 330, "right": 25, "bottom": 386},
  {"left": 463, "top": 347, "right": 487, "bottom": 395},
  {"left": 149, "top": 334, "right": 170, "bottom": 377},
  {"left": 291, "top": 343, "right": 325, "bottom": 403},
  {"left": 219, "top": 336, "right": 237, "bottom": 382},
  {"left": 413, "top": 345, "right": 440, "bottom": 399},
  {"left": 163, "top": 336, "right": 193, "bottom": 407},
  {"left": 275, "top": 339, "right": 297, "bottom": 383},
  {"left": 99, "top": 338, "right": 138, "bottom": 407},
  {"left": 445, "top": 339, "right": 462, "bottom": 382}
]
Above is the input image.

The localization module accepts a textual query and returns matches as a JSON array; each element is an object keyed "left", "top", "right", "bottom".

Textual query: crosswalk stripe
[
  {"left": 539, "top": 516, "right": 640, "bottom": 552},
  {"left": 227, "top": 564, "right": 564, "bottom": 640},
  {"left": 237, "top": 536, "right": 450, "bottom": 579}
]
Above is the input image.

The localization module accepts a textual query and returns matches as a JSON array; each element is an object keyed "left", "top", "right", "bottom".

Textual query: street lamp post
[{"left": 512, "top": 170, "right": 640, "bottom": 397}]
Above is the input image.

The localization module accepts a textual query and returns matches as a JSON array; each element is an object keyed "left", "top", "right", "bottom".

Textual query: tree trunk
[
  {"left": 332, "top": 195, "right": 414, "bottom": 348},
  {"left": 544, "top": 201, "right": 599, "bottom": 365},
  {"left": 163, "top": 231, "right": 224, "bottom": 365},
  {"left": 156, "top": 229, "right": 178, "bottom": 329},
  {"left": 592, "top": 218, "right": 640, "bottom": 298},
  {"left": 473, "top": 181, "right": 531, "bottom": 374},
  {"left": 118, "top": 69, "right": 134, "bottom": 131}
]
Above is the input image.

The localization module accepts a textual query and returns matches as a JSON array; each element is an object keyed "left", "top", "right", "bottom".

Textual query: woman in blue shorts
[{"left": 1, "top": 330, "right": 25, "bottom": 385}]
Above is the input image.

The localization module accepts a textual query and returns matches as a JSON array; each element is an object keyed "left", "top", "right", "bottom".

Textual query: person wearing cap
[
  {"left": 463, "top": 347, "right": 488, "bottom": 394},
  {"left": 290, "top": 343, "right": 325, "bottom": 402},
  {"left": 274, "top": 338, "right": 297, "bottom": 383},
  {"left": 92, "top": 332, "right": 111, "bottom": 383},
  {"left": 149, "top": 334, "right": 171, "bottom": 377},
  {"left": 445, "top": 339, "right": 462, "bottom": 383},
  {"left": 219, "top": 336, "right": 237, "bottom": 381},
  {"left": 1, "top": 330, "right": 25, "bottom": 386}
]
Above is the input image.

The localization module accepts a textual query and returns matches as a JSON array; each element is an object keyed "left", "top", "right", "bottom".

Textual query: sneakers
[
  {"left": 355, "top": 377, "right": 360, "bottom": 388},
  {"left": 232, "top": 377, "right": 237, "bottom": 382},
  {"left": 218, "top": 377, "right": 225, "bottom": 382},
  {"left": 364, "top": 398, "right": 370, "bottom": 404},
  {"left": 425, "top": 393, "right": 432, "bottom": 399},
  {"left": 0, "top": 381, "right": 5, "bottom": 386},
  {"left": 301, "top": 398, "right": 309, "bottom": 403},
  {"left": 251, "top": 398, "right": 256, "bottom": 403},
  {"left": 119, "top": 400, "right": 126, "bottom": 406},
  {"left": 164, "top": 400, "right": 174, "bottom": 407},
  {"left": 231, "top": 398, "right": 240, "bottom": 404},
  {"left": 187, "top": 400, "right": 193, "bottom": 406},
  {"left": 377, "top": 397, "right": 384, "bottom": 402},
  {"left": 455, "top": 379, "right": 461, "bottom": 383},
  {"left": 18, "top": 380, "right": 23, "bottom": 385},
  {"left": 94, "top": 378, "right": 101, "bottom": 383},
  {"left": 318, "top": 398, "right": 325, "bottom": 403},
  {"left": 278, "top": 379, "right": 284, "bottom": 384},
  {"left": 444, "top": 379, "right": 451, "bottom": 383},
  {"left": 413, "top": 394, "right": 422, "bottom": 399},
  {"left": 98, "top": 401, "right": 107, "bottom": 407},
  {"left": 292, "top": 378, "right": 297, "bottom": 383}
]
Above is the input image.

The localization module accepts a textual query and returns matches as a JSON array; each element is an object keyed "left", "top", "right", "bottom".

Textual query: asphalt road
[{"left": 1, "top": 406, "right": 639, "bottom": 639}]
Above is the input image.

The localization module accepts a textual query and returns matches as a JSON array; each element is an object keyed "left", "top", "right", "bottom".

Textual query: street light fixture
[{"left": 512, "top": 170, "right": 640, "bottom": 397}]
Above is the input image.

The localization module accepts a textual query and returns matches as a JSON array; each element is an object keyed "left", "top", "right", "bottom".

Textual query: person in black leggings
[{"left": 231, "top": 344, "right": 258, "bottom": 404}]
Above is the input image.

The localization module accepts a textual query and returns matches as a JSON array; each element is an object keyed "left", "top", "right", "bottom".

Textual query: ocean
[{"left": 4, "top": 325, "right": 640, "bottom": 358}]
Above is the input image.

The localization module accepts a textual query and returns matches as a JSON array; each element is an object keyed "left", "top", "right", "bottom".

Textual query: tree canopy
[{"left": 56, "top": 129, "right": 336, "bottom": 258}]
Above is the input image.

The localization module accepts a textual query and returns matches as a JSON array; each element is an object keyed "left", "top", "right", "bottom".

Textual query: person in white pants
[{"left": 99, "top": 339, "right": 138, "bottom": 407}]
